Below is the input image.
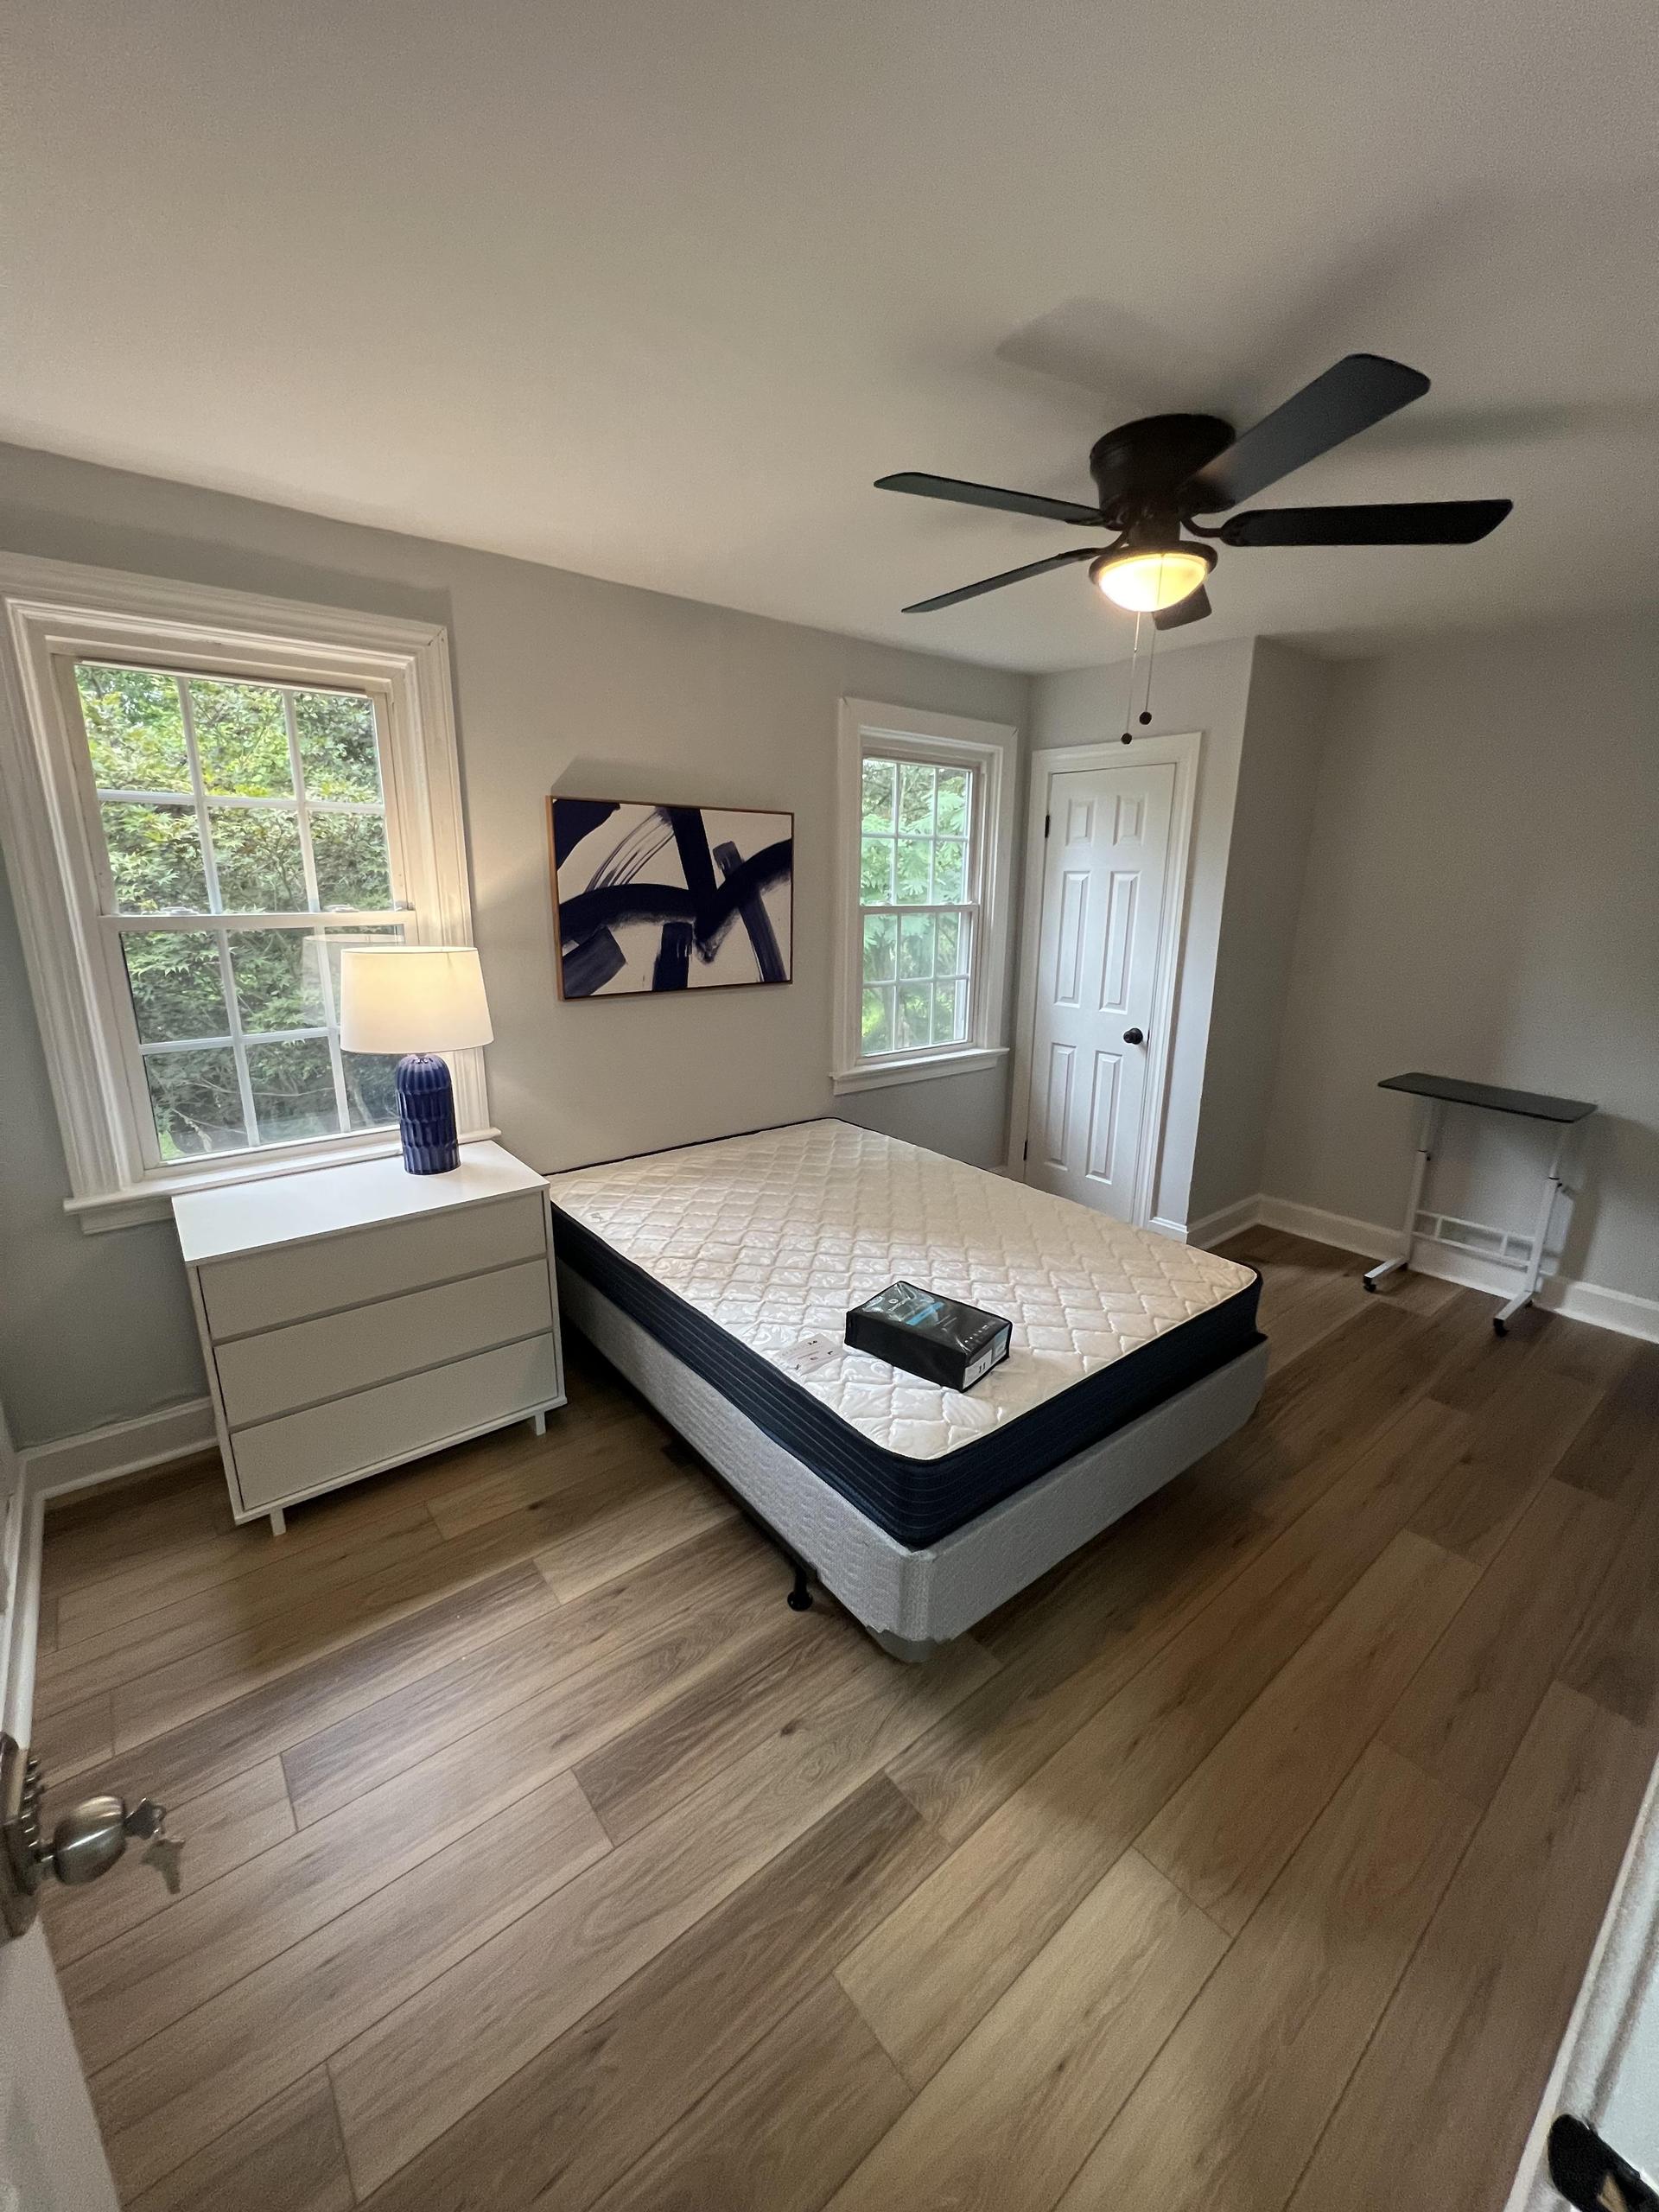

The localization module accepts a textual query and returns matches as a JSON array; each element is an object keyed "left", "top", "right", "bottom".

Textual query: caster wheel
[
  {"left": 1492, "top": 1318, "right": 1507, "bottom": 1338},
  {"left": 786, "top": 1587, "right": 812, "bottom": 1612},
  {"left": 1362, "top": 1278, "right": 1376, "bottom": 1294}
]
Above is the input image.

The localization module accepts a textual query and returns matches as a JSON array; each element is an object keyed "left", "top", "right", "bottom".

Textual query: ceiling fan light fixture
[
  {"left": 1089, "top": 543, "right": 1215, "bottom": 613},
  {"left": 882, "top": 358, "right": 1511, "bottom": 622}
]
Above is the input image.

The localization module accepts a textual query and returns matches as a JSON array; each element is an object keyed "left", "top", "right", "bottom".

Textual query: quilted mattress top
[{"left": 546, "top": 1119, "right": 1256, "bottom": 1465}]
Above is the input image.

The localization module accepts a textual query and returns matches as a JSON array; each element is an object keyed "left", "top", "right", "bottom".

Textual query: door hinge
[
  {"left": 1044, "top": 813, "right": 1051, "bottom": 838},
  {"left": 1022, "top": 1139, "right": 1029, "bottom": 1160}
]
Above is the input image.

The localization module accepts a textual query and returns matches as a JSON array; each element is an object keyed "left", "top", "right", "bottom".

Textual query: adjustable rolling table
[{"left": 1363, "top": 1071, "right": 1597, "bottom": 1338}]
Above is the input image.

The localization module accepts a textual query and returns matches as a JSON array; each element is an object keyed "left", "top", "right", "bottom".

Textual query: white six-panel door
[{"left": 1026, "top": 760, "right": 1176, "bottom": 1220}]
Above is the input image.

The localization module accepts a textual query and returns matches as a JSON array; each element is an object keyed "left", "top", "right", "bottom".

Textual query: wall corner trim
[{"left": 22, "top": 1397, "right": 217, "bottom": 1500}]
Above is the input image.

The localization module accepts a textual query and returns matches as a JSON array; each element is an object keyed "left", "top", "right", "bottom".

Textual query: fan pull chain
[
  {"left": 1121, "top": 613, "right": 1143, "bottom": 743},
  {"left": 1140, "top": 614, "right": 1157, "bottom": 728}
]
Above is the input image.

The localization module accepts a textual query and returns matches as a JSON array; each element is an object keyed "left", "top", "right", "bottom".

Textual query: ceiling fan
[{"left": 877, "top": 353, "right": 1512, "bottom": 626}]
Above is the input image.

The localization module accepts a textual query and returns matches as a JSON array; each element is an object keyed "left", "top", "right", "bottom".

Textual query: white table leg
[
  {"left": 1365, "top": 1099, "right": 1440, "bottom": 1293},
  {"left": 269, "top": 1505, "right": 287, "bottom": 1535},
  {"left": 531, "top": 1409, "right": 547, "bottom": 1437},
  {"left": 1494, "top": 1128, "right": 1568, "bottom": 1338}
]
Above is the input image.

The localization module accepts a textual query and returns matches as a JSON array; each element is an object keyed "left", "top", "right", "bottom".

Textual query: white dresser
[{"left": 174, "top": 1142, "right": 564, "bottom": 1532}]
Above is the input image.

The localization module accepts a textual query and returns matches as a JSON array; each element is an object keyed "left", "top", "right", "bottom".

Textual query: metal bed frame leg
[
  {"left": 1364, "top": 1100, "right": 1440, "bottom": 1294},
  {"left": 687, "top": 1452, "right": 817, "bottom": 1615},
  {"left": 1493, "top": 1128, "right": 1568, "bottom": 1338}
]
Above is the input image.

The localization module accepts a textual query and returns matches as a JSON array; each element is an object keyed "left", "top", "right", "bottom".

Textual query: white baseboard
[
  {"left": 1255, "top": 1194, "right": 1400, "bottom": 1265},
  {"left": 22, "top": 1396, "right": 218, "bottom": 1501},
  {"left": 1147, "top": 1214, "right": 1189, "bottom": 1243},
  {"left": 1553, "top": 1278, "right": 1659, "bottom": 1344},
  {"left": 1242, "top": 1192, "right": 1659, "bottom": 1344},
  {"left": 1184, "top": 1193, "right": 1265, "bottom": 1250}
]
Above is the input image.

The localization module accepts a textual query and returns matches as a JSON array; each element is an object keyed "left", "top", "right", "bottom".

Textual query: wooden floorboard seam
[{"left": 1272, "top": 1739, "right": 1483, "bottom": 2212}]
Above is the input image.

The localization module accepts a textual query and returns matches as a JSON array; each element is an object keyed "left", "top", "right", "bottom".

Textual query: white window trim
[
  {"left": 0, "top": 551, "right": 490, "bottom": 1231},
  {"left": 832, "top": 697, "right": 1018, "bottom": 1096}
]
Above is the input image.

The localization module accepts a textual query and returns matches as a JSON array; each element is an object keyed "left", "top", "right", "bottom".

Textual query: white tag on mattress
[{"left": 772, "top": 1332, "right": 842, "bottom": 1376}]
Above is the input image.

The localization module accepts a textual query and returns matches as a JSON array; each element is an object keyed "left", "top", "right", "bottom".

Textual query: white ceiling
[{"left": 4, "top": 0, "right": 1656, "bottom": 672}]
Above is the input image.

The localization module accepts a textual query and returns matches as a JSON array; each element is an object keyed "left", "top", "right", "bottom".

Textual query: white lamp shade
[{"left": 339, "top": 946, "right": 494, "bottom": 1054}]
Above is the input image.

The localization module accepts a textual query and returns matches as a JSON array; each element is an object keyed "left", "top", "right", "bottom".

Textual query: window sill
[
  {"left": 65, "top": 1124, "right": 501, "bottom": 1233},
  {"left": 830, "top": 1046, "right": 1008, "bottom": 1096}
]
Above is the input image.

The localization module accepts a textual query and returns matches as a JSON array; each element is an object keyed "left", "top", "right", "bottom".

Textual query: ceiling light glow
[{"left": 1090, "top": 546, "right": 1212, "bottom": 613}]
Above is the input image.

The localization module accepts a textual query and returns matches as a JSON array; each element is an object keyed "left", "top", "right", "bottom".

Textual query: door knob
[
  {"left": 1, "top": 1734, "right": 181, "bottom": 1939},
  {"left": 48, "top": 1795, "right": 179, "bottom": 1891},
  {"left": 1122, "top": 1027, "right": 1145, "bottom": 1046}
]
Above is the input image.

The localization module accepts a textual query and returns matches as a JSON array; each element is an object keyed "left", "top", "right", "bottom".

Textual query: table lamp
[{"left": 339, "top": 945, "right": 493, "bottom": 1174}]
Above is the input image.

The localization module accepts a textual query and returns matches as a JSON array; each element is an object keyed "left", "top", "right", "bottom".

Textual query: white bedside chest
[{"left": 173, "top": 1141, "right": 564, "bottom": 1532}]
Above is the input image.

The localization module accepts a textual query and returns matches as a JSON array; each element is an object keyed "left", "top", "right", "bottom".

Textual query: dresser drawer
[
  {"left": 230, "top": 1333, "right": 562, "bottom": 1512},
  {"left": 213, "top": 1259, "right": 553, "bottom": 1428},
  {"left": 199, "top": 1192, "right": 547, "bottom": 1339}
]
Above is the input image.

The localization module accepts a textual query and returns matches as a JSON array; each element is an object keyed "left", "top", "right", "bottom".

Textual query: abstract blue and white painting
[{"left": 550, "top": 798, "right": 793, "bottom": 998}]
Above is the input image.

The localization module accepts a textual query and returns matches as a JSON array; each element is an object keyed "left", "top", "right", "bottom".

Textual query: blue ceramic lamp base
[{"left": 395, "top": 1052, "right": 460, "bottom": 1174}]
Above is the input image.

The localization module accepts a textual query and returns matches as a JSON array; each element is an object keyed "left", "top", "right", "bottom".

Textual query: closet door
[{"left": 1026, "top": 760, "right": 1175, "bottom": 1221}]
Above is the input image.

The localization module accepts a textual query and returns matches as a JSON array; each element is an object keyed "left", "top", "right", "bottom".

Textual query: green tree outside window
[
  {"left": 78, "top": 664, "right": 406, "bottom": 1163},
  {"left": 855, "top": 752, "right": 977, "bottom": 1058}
]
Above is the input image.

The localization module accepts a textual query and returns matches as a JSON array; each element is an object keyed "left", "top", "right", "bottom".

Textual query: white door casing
[
  {"left": 0, "top": 1391, "right": 121, "bottom": 2212},
  {"left": 1008, "top": 734, "right": 1199, "bottom": 1229},
  {"left": 0, "top": 1929, "right": 120, "bottom": 2212}
]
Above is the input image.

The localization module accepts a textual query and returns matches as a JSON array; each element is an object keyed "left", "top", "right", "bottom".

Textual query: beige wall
[
  {"left": 1262, "top": 616, "right": 1659, "bottom": 1306},
  {"left": 0, "top": 442, "right": 1027, "bottom": 1448}
]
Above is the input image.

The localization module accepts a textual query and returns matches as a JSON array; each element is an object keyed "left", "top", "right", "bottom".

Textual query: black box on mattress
[
  {"left": 550, "top": 1205, "right": 1263, "bottom": 1549},
  {"left": 845, "top": 1281, "right": 1012, "bottom": 1391}
]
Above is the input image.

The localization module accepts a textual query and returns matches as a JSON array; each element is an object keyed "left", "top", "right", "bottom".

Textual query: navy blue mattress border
[{"left": 551, "top": 1204, "right": 1262, "bottom": 1548}]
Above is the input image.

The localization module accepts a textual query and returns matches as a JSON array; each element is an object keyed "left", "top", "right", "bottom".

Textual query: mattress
[{"left": 548, "top": 1119, "right": 1261, "bottom": 1546}]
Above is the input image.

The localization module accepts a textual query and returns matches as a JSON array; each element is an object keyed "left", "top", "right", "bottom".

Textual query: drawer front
[
  {"left": 213, "top": 1259, "right": 553, "bottom": 1428},
  {"left": 230, "top": 1333, "right": 562, "bottom": 1512},
  {"left": 200, "top": 1192, "right": 546, "bottom": 1339}
]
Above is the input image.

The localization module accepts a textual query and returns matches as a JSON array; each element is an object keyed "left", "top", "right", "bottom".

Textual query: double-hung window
[
  {"left": 832, "top": 699, "right": 1017, "bottom": 1094},
  {"left": 0, "top": 555, "right": 485, "bottom": 1227},
  {"left": 76, "top": 662, "right": 405, "bottom": 1163}
]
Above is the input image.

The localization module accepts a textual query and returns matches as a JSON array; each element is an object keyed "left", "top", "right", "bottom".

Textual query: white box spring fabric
[{"left": 561, "top": 1265, "right": 1268, "bottom": 1658}]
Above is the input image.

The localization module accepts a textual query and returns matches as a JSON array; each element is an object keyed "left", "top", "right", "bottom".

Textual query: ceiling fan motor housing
[{"left": 1087, "top": 413, "right": 1235, "bottom": 527}]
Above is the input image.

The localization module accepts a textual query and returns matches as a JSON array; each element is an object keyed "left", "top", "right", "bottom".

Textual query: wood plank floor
[{"left": 35, "top": 1229, "right": 1659, "bottom": 2212}]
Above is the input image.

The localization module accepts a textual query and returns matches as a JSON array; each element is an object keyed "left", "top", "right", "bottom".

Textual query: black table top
[{"left": 1377, "top": 1071, "right": 1597, "bottom": 1124}]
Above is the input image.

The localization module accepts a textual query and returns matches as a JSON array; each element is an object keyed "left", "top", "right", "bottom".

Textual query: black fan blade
[
  {"left": 1154, "top": 584, "right": 1212, "bottom": 630},
  {"left": 903, "top": 546, "right": 1103, "bottom": 613},
  {"left": 877, "top": 471, "right": 1102, "bottom": 529},
  {"left": 1219, "top": 499, "right": 1512, "bottom": 547},
  {"left": 1185, "top": 355, "right": 1431, "bottom": 512}
]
